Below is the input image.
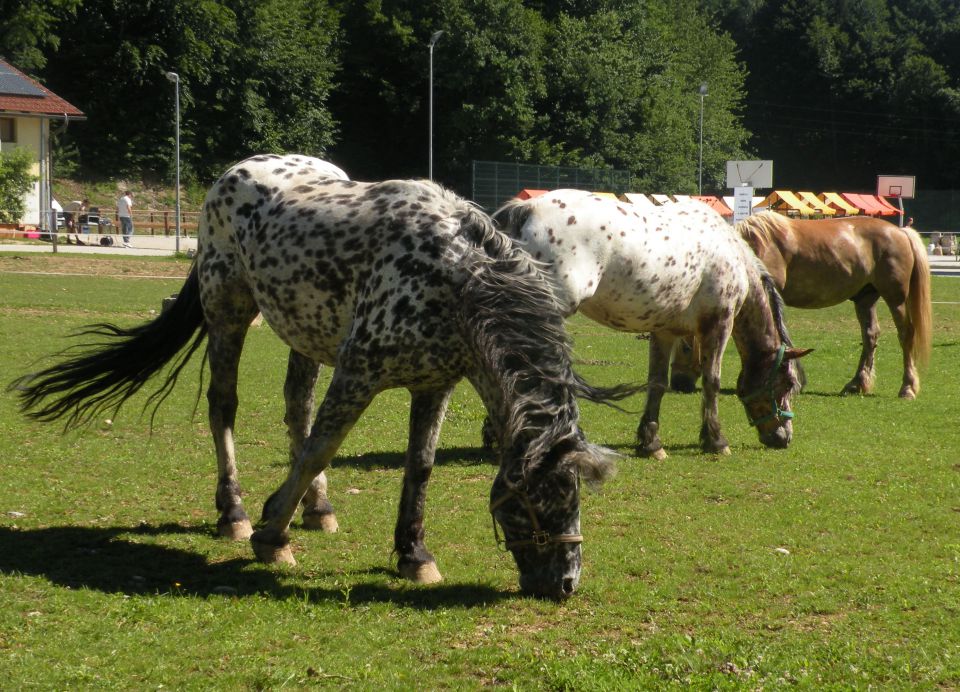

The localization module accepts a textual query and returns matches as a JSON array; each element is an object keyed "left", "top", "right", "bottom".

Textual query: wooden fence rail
[{"left": 97, "top": 209, "right": 202, "bottom": 236}]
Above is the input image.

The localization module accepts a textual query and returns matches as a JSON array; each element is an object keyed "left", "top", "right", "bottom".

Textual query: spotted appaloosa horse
[
  {"left": 12, "top": 155, "right": 636, "bottom": 599},
  {"left": 737, "top": 212, "right": 932, "bottom": 399},
  {"left": 496, "top": 190, "right": 811, "bottom": 459}
]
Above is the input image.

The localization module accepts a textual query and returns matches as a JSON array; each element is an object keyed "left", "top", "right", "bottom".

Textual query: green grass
[{"left": 0, "top": 256, "right": 958, "bottom": 689}]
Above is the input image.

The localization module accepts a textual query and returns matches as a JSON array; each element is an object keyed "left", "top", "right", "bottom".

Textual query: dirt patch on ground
[{"left": 0, "top": 253, "right": 191, "bottom": 278}]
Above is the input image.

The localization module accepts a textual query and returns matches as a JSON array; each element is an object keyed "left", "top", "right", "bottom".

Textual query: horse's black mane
[{"left": 456, "top": 198, "right": 635, "bottom": 478}]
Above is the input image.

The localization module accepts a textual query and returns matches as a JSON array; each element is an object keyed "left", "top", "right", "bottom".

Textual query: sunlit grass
[{"left": 0, "top": 256, "right": 957, "bottom": 688}]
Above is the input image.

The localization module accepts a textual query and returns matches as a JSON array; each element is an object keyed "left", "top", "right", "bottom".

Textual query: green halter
[{"left": 739, "top": 344, "right": 795, "bottom": 428}]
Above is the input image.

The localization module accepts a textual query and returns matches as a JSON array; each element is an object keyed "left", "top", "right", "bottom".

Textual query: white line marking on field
[{"left": 0, "top": 270, "right": 183, "bottom": 280}]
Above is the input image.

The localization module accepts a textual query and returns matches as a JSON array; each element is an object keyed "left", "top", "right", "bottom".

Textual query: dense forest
[{"left": 4, "top": 0, "right": 959, "bottom": 197}]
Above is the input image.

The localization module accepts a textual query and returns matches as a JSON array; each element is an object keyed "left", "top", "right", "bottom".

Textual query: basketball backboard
[
  {"left": 726, "top": 160, "right": 773, "bottom": 189},
  {"left": 877, "top": 175, "right": 915, "bottom": 199}
]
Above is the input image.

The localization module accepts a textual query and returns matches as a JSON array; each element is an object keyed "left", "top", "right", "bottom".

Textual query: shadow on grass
[
  {"left": 331, "top": 445, "right": 494, "bottom": 471},
  {"left": 0, "top": 523, "right": 514, "bottom": 608}
]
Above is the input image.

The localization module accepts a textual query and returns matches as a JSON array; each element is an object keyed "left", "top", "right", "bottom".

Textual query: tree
[
  {"left": 0, "top": 0, "right": 80, "bottom": 72},
  {"left": 42, "top": 0, "right": 340, "bottom": 181},
  {"left": 328, "top": 0, "right": 552, "bottom": 192},
  {"left": 0, "top": 148, "right": 37, "bottom": 223},
  {"left": 328, "top": 0, "right": 750, "bottom": 195},
  {"left": 534, "top": 0, "right": 750, "bottom": 193},
  {"left": 704, "top": 0, "right": 960, "bottom": 189}
]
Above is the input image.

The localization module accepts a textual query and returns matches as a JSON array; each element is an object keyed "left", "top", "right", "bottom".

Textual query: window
[{"left": 0, "top": 117, "right": 15, "bottom": 143}]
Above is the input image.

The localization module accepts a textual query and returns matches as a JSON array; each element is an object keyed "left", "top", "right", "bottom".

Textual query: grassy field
[{"left": 0, "top": 252, "right": 958, "bottom": 689}]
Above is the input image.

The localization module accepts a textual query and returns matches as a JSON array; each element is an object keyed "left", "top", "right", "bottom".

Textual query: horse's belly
[
  {"left": 580, "top": 285, "right": 696, "bottom": 334},
  {"left": 781, "top": 277, "right": 864, "bottom": 309},
  {"left": 258, "top": 301, "right": 352, "bottom": 365}
]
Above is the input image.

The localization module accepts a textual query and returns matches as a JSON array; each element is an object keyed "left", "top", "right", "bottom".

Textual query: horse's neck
[
  {"left": 469, "top": 363, "right": 574, "bottom": 462},
  {"left": 731, "top": 273, "right": 779, "bottom": 363}
]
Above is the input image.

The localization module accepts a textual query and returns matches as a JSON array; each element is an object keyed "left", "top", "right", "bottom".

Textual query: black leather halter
[{"left": 489, "top": 486, "right": 583, "bottom": 550}]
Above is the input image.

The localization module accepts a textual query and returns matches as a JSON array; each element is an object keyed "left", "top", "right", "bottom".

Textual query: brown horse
[{"left": 735, "top": 212, "right": 932, "bottom": 399}]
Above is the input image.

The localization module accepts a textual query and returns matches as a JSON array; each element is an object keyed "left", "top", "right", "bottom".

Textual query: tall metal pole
[
  {"left": 428, "top": 31, "right": 444, "bottom": 181},
  {"left": 165, "top": 71, "right": 181, "bottom": 253},
  {"left": 698, "top": 82, "right": 708, "bottom": 195}
]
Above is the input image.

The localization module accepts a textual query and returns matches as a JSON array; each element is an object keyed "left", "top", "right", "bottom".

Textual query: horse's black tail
[{"left": 8, "top": 265, "right": 208, "bottom": 430}]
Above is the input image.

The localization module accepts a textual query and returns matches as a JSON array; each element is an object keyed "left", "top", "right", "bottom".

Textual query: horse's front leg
[
  {"left": 395, "top": 386, "right": 454, "bottom": 584},
  {"left": 698, "top": 336, "right": 731, "bottom": 455},
  {"left": 253, "top": 367, "right": 374, "bottom": 565},
  {"left": 636, "top": 333, "right": 672, "bottom": 459},
  {"left": 843, "top": 292, "right": 880, "bottom": 396},
  {"left": 284, "top": 349, "right": 338, "bottom": 532}
]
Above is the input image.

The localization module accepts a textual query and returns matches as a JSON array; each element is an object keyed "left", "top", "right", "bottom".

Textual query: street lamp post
[
  {"left": 698, "top": 82, "right": 708, "bottom": 195},
  {"left": 165, "top": 71, "right": 181, "bottom": 253},
  {"left": 428, "top": 30, "right": 444, "bottom": 181}
]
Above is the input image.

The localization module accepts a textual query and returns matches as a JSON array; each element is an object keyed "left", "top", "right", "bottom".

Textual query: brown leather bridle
[{"left": 489, "top": 486, "right": 583, "bottom": 550}]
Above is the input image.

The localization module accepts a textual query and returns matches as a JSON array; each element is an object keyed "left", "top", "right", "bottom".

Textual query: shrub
[{"left": 0, "top": 147, "right": 37, "bottom": 223}]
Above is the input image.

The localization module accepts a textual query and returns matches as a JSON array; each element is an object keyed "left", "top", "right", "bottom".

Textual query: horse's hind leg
[
  {"left": 669, "top": 336, "right": 700, "bottom": 393},
  {"left": 698, "top": 332, "right": 731, "bottom": 455},
  {"left": 395, "top": 386, "right": 454, "bottom": 584},
  {"left": 884, "top": 299, "right": 919, "bottom": 399},
  {"left": 284, "top": 349, "right": 338, "bottom": 532},
  {"left": 207, "top": 323, "right": 255, "bottom": 540},
  {"left": 843, "top": 291, "right": 880, "bottom": 396},
  {"left": 636, "top": 333, "right": 671, "bottom": 460}
]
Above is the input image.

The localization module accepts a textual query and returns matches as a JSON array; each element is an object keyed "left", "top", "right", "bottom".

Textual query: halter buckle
[{"left": 532, "top": 530, "right": 550, "bottom": 547}]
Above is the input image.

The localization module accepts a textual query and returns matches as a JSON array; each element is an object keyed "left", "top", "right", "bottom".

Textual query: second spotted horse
[
  {"left": 495, "top": 190, "right": 811, "bottom": 459},
  {"left": 12, "top": 155, "right": 638, "bottom": 600}
]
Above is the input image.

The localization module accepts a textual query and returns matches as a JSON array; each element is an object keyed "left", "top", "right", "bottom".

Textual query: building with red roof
[{"left": 0, "top": 58, "right": 84, "bottom": 229}]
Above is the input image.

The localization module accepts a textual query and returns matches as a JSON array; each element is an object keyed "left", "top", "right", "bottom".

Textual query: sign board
[
  {"left": 726, "top": 160, "right": 773, "bottom": 189},
  {"left": 733, "top": 186, "right": 755, "bottom": 223},
  {"left": 876, "top": 175, "right": 915, "bottom": 199}
]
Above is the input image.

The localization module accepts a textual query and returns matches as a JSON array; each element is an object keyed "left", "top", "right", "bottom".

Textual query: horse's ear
[{"left": 784, "top": 347, "right": 814, "bottom": 360}]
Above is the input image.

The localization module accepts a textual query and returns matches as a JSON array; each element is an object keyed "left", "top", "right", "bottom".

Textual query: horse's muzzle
[
  {"left": 760, "top": 423, "right": 792, "bottom": 448},
  {"left": 520, "top": 571, "right": 580, "bottom": 600}
]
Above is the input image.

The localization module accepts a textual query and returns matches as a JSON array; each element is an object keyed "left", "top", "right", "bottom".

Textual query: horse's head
[
  {"left": 490, "top": 436, "right": 615, "bottom": 600},
  {"left": 736, "top": 345, "right": 812, "bottom": 448}
]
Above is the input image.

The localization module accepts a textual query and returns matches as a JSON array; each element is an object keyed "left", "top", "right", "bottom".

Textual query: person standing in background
[
  {"left": 64, "top": 198, "right": 89, "bottom": 244},
  {"left": 117, "top": 190, "right": 134, "bottom": 248}
]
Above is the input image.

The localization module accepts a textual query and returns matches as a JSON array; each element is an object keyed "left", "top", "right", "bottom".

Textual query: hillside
[{"left": 52, "top": 177, "right": 206, "bottom": 214}]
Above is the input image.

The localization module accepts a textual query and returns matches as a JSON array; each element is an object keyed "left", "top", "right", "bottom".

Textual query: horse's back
[
  {"left": 197, "top": 164, "right": 472, "bottom": 370},
  {"left": 743, "top": 213, "right": 918, "bottom": 307},
  {"left": 508, "top": 191, "right": 749, "bottom": 333}
]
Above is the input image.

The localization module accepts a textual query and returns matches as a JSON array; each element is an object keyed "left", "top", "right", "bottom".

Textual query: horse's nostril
[
  {"left": 763, "top": 428, "right": 791, "bottom": 448},
  {"left": 561, "top": 578, "right": 575, "bottom": 596}
]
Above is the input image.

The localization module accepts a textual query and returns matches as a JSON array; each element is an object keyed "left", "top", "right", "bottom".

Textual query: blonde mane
[{"left": 736, "top": 211, "right": 791, "bottom": 254}]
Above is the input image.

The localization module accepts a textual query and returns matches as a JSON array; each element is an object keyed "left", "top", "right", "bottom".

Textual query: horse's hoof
[
  {"left": 302, "top": 512, "right": 339, "bottom": 533},
  {"left": 842, "top": 381, "right": 870, "bottom": 396},
  {"left": 717, "top": 446, "right": 732, "bottom": 456},
  {"left": 251, "top": 531, "right": 296, "bottom": 565},
  {"left": 218, "top": 519, "right": 253, "bottom": 541},
  {"left": 637, "top": 446, "right": 667, "bottom": 460},
  {"left": 898, "top": 386, "right": 917, "bottom": 400},
  {"left": 399, "top": 561, "right": 443, "bottom": 584}
]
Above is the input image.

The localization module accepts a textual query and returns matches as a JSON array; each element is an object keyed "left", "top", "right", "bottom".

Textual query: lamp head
[
  {"left": 165, "top": 71, "right": 179, "bottom": 84},
  {"left": 699, "top": 82, "right": 708, "bottom": 96},
  {"left": 429, "top": 30, "right": 445, "bottom": 47}
]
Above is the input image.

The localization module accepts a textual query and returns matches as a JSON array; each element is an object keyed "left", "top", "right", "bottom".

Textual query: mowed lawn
[{"left": 0, "top": 252, "right": 957, "bottom": 689}]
